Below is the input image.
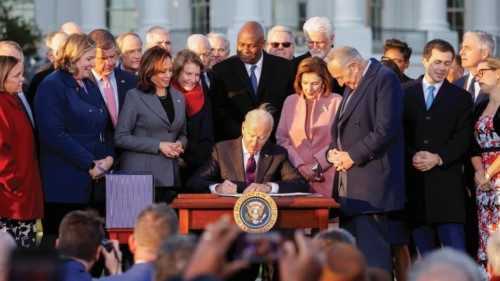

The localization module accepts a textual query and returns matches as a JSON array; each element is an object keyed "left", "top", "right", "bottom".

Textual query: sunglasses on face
[{"left": 269, "top": 42, "right": 292, "bottom": 48}]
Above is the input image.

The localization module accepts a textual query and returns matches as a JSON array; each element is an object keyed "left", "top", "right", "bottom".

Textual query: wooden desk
[{"left": 108, "top": 194, "right": 339, "bottom": 242}]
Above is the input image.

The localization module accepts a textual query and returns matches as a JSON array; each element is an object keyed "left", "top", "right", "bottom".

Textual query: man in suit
[
  {"left": 403, "top": 39, "right": 472, "bottom": 256},
  {"left": 145, "top": 26, "right": 172, "bottom": 53},
  {"left": 326, "top": 46, "right": 405, "bottom": 272},
  {"left": 266, "top": 25, "right": 295, "bottom": 60},
  {"left": 447, "top": 54, "right": 464, "bottom": 83},
  {"left": 212, "top": 21, "right": 294, "bottom": 141},
  {"left": 116, "top": 32, "right": 142, "bottom": 75},
  {"left": 382, "top": 38, "right": 414, "bottom": 83},
  {"left": 88, "top": 29, "right": 137, "bottom": 128},
  {"left": 100, "top": 203, "right": 178, "bottom": 281},
  {"left": 456, "top": 30, "right": 495, "bottom": 108},
  {"left": 27, "top": 31, "right": 68, "bottom": 107},
  {"left": 292, "top": 17, "right": 343, "bottom": 94},
  {"left": 57, "top": 211, "right": 121, "bottom": 281},
  {"left": 207, "top": 32, "right": 230, "bottom": 68},
  {"left": 189, "top": 105, "right": 307, "bottom": 194}
]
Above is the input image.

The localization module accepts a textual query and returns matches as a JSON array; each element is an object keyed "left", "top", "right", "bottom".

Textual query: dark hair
[
  {"left": 294, "top": 56, "right": 332, "bottom": 96},
  {"left": 453, "top": 54, "right": 462, "bottom": 67},
  {"left": 88, "top": 29, "right": 116, "bottom": 50},
  {"left": 423, "top": 39, "right": 455, "bottom": 60},
  {"left": 172, "top": 49, "right": 204, "bottom": 85},
  {"left": 380, "top": 59, "right": 403, "bottom": 82},
  {"left": 57, "top": 211, "right": 104, "bottom": 262},
  {"left": 0, "top": 55, "right": 20, "bottom": 92},
  {"left": 137, "top": 46, "right": 172, "bottom": 93},
  {"left": 383, "top": 38, "right": 412, "bottom": 61}
]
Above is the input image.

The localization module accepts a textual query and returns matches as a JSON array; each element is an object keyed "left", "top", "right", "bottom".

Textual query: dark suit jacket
[
  {"left": 27, "top": 64, "right": 55, "bottom": 109},
  {"left": 455, "top": 74, "right": 488, "bottom": 109},
  {"left": 188, "top": 137, "right": 307, "bottom": 193},
  {"left": 35, "top": 70, "right": 114, "bottom": 203},
  {"left": 329, "top": 59, "right": 405, "bottom": 216},
  {"left": 201, "top": 69, "right": 227, "bottom": 142},
  {"left": 292, "top": 51, "right": 345, "bottom": 95},
  {"left": 99, "top": 262, "right": 153, "bottom": 281},
  {"left": 212, "top": 52, "right": 294, "bottom": 140},
  {"left": 88, "top": 67, "right": 138, "bottom": 114},
  {"left": 403, "top": 76, "right": 472, "bottom": 224}
]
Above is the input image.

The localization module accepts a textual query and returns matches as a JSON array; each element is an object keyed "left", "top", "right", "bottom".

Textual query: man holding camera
[
  {"left": 57, "top": 211, "right": 121, "bottom": 281},
  {"left": 100, "top": 203, "right": 179, "bottom": 281}
]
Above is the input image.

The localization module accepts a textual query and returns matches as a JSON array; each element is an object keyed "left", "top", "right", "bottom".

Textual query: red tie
[
  {"left": 245, "top": 154, "right": 256, "bottom": 185},
  {"left": 103, "top": 77, "right": 118, "bottom": 127}
]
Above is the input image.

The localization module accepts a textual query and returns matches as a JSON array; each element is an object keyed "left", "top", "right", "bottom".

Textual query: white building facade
[{"left": 11, "top": 0, "right": 500, "bottom": 77}]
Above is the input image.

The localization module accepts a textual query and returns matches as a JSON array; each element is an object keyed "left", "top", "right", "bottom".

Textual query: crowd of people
[{"left": 0, "top": 13, "right": 499, "bottom": 281}]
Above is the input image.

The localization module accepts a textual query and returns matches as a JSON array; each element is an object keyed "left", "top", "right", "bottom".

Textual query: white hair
[
  {"left": 244, "top": 103, "right": 274, "bottom": 129},
  {"left": 267, "top": 25, "right": 294, "bottom": 41},
  {"left": 146, "top": 26, "right": 170, "bottom": 47},
  {"left": 186, "top": 34, "right": 210, "bottom": 50},
  {"left": 326, "top": 46, "right": 364, "bottom": 68},
  {"left": 303, "top": 16, "right": 334, "bottom": 37},
  {"left": 207, "top": 32, "right": 229, "bottom": 49},
  {"left": 409, "top": 248, "right": 482, "bottom": 281},
  {"left": 464, "top": 30, "right": 496, "bottom": 55}
]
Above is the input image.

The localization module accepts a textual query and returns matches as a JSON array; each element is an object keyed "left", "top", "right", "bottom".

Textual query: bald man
[
  {"left": 212, "top": 21, "right": 293, "bottom": 141},
  {"left": 60, "top": 21, "right": 84, "bottom": 35}
]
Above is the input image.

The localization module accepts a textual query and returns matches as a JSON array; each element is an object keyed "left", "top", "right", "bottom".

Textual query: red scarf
[{"left": 171, "top": 82, "right": 205, "bottom": 117}]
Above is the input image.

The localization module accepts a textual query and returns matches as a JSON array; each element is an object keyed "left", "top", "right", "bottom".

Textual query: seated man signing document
[{"left": 188, "top": 104, "right": 307, "bottom": 194}]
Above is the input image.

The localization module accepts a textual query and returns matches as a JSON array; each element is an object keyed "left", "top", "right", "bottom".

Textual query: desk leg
[
  {"left": 317, "top": 209, "right": 329, "bottom": 231},
  {"left": 178, "top": 209, "right": 190, "bottom": 234}
]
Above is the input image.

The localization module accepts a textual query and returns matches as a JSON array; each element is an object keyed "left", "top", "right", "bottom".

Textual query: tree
[{"left": 0, "top": 1, "right": 41, "bottom": 60}]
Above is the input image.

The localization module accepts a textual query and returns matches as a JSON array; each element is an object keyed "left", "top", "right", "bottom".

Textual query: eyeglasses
[
  {"left": 475, "top": 68, "right": 496, "bottom": 78},
  {"left": 381, "top": 56, "right": 405, "bottom": 65},
  {"left": 269, "top": 42, "right": 292, "bottom": 48}
]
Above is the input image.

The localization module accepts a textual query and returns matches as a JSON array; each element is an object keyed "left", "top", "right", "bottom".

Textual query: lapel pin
[
  {"left": 120, "top": 80, "right": 125, "bottom": 83},
  {"left": 177, "top": 99, "right": 181, "bottom": 103},
  {"left": 322, "top": 105, "right": 328, "bottom": 112}
]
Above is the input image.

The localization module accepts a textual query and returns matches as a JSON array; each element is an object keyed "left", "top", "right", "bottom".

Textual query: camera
[
  {"left": 232, "top": 232, "right": 283, "bottom": 263},
  {"left": 100, "top": 238, "right": 113, "bottom": 252}
]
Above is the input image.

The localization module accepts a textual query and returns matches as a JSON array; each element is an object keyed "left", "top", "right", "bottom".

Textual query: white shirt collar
[{"left": 422, "top": 77, "right": 444, "bottom": 97}]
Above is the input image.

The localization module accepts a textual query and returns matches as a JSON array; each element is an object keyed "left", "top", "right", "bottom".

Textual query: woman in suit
[
  {"left": 34, "top": 34, "right": 114, "bottom": 247},
  {"left": 170, "top": 50, "right": 214, "bottom": 190},
  {"left": 471, "top": 57, "right": 500, "bottom": 267},
  {"left": 0, "top": 56, "right": 43, "bottom": 247},
  {"left": 276, "top": 57, "right": 342, "bottom": 197},
  {"left": 115, "top": 46, "right": 187, "bottom": 202}
]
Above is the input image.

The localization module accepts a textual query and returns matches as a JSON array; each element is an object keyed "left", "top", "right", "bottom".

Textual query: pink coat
[{"left": 276, "top": 93, "right": 342, "bottom": 196}]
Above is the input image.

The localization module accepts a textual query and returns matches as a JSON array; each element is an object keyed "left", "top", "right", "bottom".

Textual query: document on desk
[{"left": 219, "top": 192, "right": 319, "bottom": 197}]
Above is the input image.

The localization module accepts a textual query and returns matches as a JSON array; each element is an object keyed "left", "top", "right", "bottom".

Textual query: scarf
[{"left": 171, "top": 82, "right": 205, "bottom": 117}]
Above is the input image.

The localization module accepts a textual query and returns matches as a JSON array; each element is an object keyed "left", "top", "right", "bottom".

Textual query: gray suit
[{"left": 114, "top": 88, "right": 187, "bottom": 187}]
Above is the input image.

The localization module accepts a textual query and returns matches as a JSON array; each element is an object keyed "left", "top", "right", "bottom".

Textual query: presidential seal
[{"left": 233, "top": 191, "right": 278, "bottom": 233}]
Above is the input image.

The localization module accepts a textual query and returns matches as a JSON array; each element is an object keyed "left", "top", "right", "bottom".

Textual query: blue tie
[
  {"left": 425, "top": 85, "right": 435, "bottom": 110},
  {"left": 249, "top": 65, "right": 258, "bottom": 94}
]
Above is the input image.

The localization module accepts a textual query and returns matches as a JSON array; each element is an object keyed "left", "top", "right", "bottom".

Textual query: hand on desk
[
  {"left": 216, "top": 180, "right": 237, "bottom": 194},
  {"left": 243, "top": 183, "right": 271, "bottom": 193}
]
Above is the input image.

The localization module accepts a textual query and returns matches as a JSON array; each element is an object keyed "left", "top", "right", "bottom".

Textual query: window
[
  {"left": 369, "top": 0, "right": 383, "bottom": 41},
  {"left": 191, "top": 0, "right": 210, "bottom": 34},
  {"left": 447, "top": 0, "right": 464, "bottom": 40},
  {"left": 107, "top": 0, "right": 137, "bottom": 35}
]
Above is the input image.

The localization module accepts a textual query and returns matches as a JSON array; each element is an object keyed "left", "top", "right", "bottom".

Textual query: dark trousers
[
  {"left": 412, "top": 223, "right": 466, "bottom": 256},
  {"left": 341, "top": 213, "right": 392, "bottom": 273}
]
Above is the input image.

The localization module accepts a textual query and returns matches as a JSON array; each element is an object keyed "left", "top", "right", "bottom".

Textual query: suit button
[
  {"left": 168, "top": 130, "right": 172, "bottom": 133},
  {"left": 425, "top": 116, "right": 431, "bottom": 120},
  {"left": 423, "top": 140, "right": 429, "bottom": 144}
]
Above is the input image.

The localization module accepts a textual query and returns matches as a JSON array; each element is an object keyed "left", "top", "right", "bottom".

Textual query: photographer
[
  {"left": 56, "top": 211, "right": 121, "bottom": 281},
  {"left": 101, "top": 203, "right": 178, "bottom": 281}
]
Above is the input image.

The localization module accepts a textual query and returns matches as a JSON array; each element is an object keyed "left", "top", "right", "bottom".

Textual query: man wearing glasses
[
  {"left": 292, "top": 16, "right": 344, "bottom": 94},
  {"left": 382, "top": 38, "right": 413, "bottom": 83},
  {"left": 266, "top": 25, "right": 295, "bottom": 60}
]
